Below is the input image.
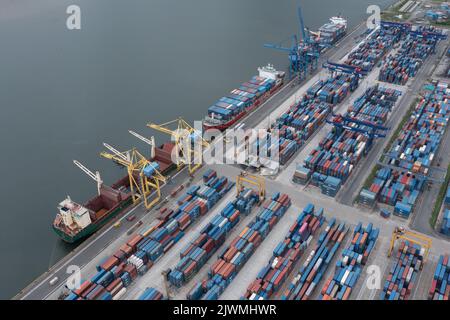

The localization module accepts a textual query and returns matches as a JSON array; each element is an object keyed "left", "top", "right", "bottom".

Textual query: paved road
[{"left": 15, "top": 22, "right": 369, "bottom": 300}]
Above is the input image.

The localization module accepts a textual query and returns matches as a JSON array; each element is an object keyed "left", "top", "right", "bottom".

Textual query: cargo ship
[
  {"left": 316, "top": 16, "right": 347, "bottom": 50},
  {"left": 53, "top": 143, "right": 176, "bottom": 243},
  {"left": 203, "top": 64, "right": 285, "bottom": 131}
]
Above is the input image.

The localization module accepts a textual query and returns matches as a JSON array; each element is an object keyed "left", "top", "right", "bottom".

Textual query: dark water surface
[{"left": 0, "top": 0, "right": 394, "bottom": 298}]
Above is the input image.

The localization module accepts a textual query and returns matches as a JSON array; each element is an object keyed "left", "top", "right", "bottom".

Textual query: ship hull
[
  {"left": 53, "top": 197, "right": 133, "bottom": 244},
  {"left": 203, "top": 81, "right": 283, "bottom": 131}
]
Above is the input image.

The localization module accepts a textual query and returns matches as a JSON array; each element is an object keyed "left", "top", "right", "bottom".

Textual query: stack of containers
[
  {"left": 428, "top": 255, "right": 449, "bottom": 300},
  {"left": 168, "top": 188, "right": 259, "bottom": 287},
  {"left": 379, "top": 33, "right": 441, "bottom": 85},
  {"left": 138, "top": 288, "right": 164, "bottom": 300},
  {"left": 380, "top": 241, "right": 424, "bottom": 300},
  {"left": 345, "top": 23, "right": 404, "bottom": 72},
  {"left": 244, "top": 204, "right": 325, "bottom": 300},
  {"left": 64, "top": 259, "right": 137, "bottom": 300},
  {"left": 267, "top": 71, "right": 361, "bottom": 167},
  {"left": 187, "top": 193, "right": 292, "bottom": 300},
  {"left": 365, "top": 82, "right": 450, "bottom": 214},
  {"left": 358, "top": 189, "right": 377, "bottom": 207},
  {"left": 318, "top": 20, "right": 347, "bottom": 48},
  {"left": 304, "top": 85, "right": 401, "bottom": 196},
  {"left": 320, "top": 176, "right": 342, "bottom": 197},
  {"left": 293, "top": 165, "right": 311, "bottom": 185},
  {"left": 315, "top": 74, "right": 359, "bottom": 104},
  {"left": 319, "top": 223, "right": 379, "bottom": 300},
  {"left": 65, "top": 171, "right": 235, "bottom": 300},
  {"left": 441, "top": 209, "right": 450, "bottom": 236},
  {"left": 281, "top": 218, "right": 348, "bottom": 300},
  {"left": 207, "top": 76, "right": 275, "bottom": 123}
]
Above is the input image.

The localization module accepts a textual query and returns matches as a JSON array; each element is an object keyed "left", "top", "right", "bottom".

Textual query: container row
[
  {"left": 299, "top": 85, "right": 401, "bottom": 196},
  {"left": 187, "top": 193, "right": 292, "bottom": 300},
  {"left": 65, "top": 170, "right": 233, "bottom": 300},
  {"left": 281, "top": 218, "right": 348, "bottom": 300},
  {"left": 380, "top": 241, "right": 424, "bottom": 300},
  {"left": 319, "top": 223, "right": 379, "bottom": 300},
  {"left": 360, "top": 81, "right": 450, "bottom": 216},
  {"left": 167, "top": 187, "right": 259, "bottom": 287},
  {"left": 244, "top": 203, "right": 325, "bottom": 300},
  {"left": 428, "top": 254, "right": 449, "bottom": 300}
]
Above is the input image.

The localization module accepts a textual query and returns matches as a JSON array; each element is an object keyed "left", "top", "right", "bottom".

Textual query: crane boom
[
  {"left": 297, "top": 3, "right": 307, "bottom": 41},
  {"left": 73, "top": 160, "right": 103, "bottom": 195},
  {"left": 129, "top": 130, "right": 156, "bottom": 159},
  {"left": 103, "top": 143, "right": 128, "bottom": 161}
]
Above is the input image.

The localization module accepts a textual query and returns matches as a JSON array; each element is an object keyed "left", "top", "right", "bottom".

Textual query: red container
[
  {"left": 101, "top": 256, "right": 119, "bottom": 271},
  {"left": 127, "top": 234, "right": 143, "bottom": 251}
]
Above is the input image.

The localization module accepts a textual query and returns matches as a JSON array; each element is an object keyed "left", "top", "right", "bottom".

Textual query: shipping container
[
  {"left": 65, "top": 171, "right": 235, "bottom": 300},
  {"left": 428, "top": 255, "right": 449, "bottom": 300},
  {"left": 187, "top": 193, "right": 292, "bottom": 300},
  {"left": 319, "top": 223, "right": 379, "bottom": 300},
  {"left": 168, "top": 188, "right": 259, "bottom": 287},
  {"left": 281, "top": 218, "right": 348, "bottom": 300},
  {"left": 380, "top": 241, "right": 424, "bottom": 300},
  {"left": 304, "top": 85, "right": 401, "bottom": 196},
  {"left": 365, "top": 82, "right": 450, "bottom": 215},
  {"left": 244, "top": 204, "right": 325, "bottom": 300}
]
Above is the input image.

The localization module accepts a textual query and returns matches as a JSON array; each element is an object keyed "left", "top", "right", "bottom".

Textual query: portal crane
[
  {"left": 73, "top": 160, "right": 103, "bottom": 196},
  {"left": 100, "top": 143, "right": 166, "bottom": 210},
  {"left": 326, "top": 114, "right": 388, "bottom": 153},
  {"left": 236, "top": 171, "right": 265, "bottom": 203},
  {"left": 147, "top": 118, "right": 209, "bottom": 176},
  {"left": 264, "top": 1, "right": 320, "bottom": 80},
  {"left": 323, "top": 61, "right": 368, "bottom": 77},
  {"left": 388, "top": 227, "right": 432, "bottom": 265}
]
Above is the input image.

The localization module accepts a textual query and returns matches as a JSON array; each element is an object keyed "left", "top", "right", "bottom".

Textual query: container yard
[
  {"left": 187, "top": 193, "right": 291, "bottom": 300},
  {"left": 428, "top": 255, "right": 449, "bottom": 300},
  {"left": 243, "top": 204, "right": 325, "bottom": 300},
  {"left": 379, "top": 26, "right": 445, "bottom": 85},
  {"left": 280, "top": 218, "right": 348, "bottom": 300},
  {"left": 301, "top": 85, "right": 402, "bottom": 196},
  {"left": 14, "top": 1, "right": 450, "bottom": 305},
  {"left": 319, "top": 223, "right": 378, "bottom": 300},
  {"left": 167, "top": 188, "right": 259, "bottom": 288},
  {"left": 360, "top": 81, "right": 450, "bottom": 217},
  {"left": 344, "top": 22, "right": 404, "bottom": 72},
  {"left": 64, "top": 170, "right": 237, "bottom": 300},
  {"left": 380, "top": 241, "right": 425, "bottom": 300}
]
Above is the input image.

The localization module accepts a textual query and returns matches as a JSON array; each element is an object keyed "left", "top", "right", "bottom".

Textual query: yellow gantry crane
[
  {"left": 388, "top": 227, "right": 432, "bottom": 265},
  {"left": 100, "top": 143, "right": 166, "bottom": 210},
  {"left": 236, "top": 171, "right": 266, "bottom": 202},
  {"left": 147, "top": 117, "right": 209, "bottom": 176}
]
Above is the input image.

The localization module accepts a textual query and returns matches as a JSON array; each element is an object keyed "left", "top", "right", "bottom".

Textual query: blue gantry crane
[
  {"left": 264, "top": 1, "right": 320, "bottom": 81},
  {"left": 326, "top": 113, "right": 389, "bottom": 154},
  {"left": 323, "top": 61, "right": 368, "bottom": 77}
]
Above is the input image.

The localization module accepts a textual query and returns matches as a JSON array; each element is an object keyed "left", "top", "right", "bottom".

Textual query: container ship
[
  {"left": 203, "top": 64, "right": 285, "bottom": 131},
  {"left": 53, "top": 143, "right": 176, "bottom": 243},
  {"left": 316, "top": 16, "right": 347, "bottom": 50}
]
